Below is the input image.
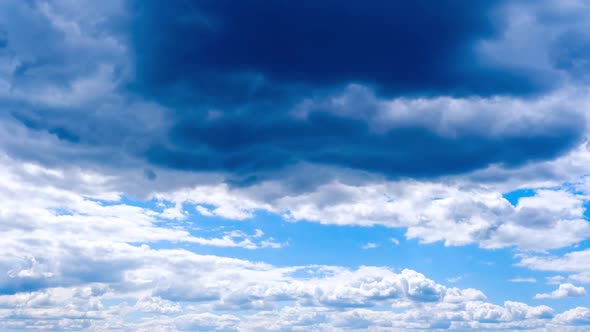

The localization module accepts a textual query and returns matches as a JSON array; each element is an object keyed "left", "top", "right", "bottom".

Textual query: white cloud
[
  {"left": 361, "top": 242, "right": 379, "bottom": 250},
  {"left": 0, "top": 154, "right": 280, "bottom": 251},
  {"left": 0, "top": 154, "right": 587, "bottom": 330},
  {"left": 175, "top": 313, "right": 240, "bottom": 331},
  {"left": 188, "top": 230, "right": 285, "bottom": 249},
  {"left": 156, "top": 176, "right": 590, "bottom": 251},
  {"left": 446, "top": 276, "right": 465, "bottom": 283},
  {"left": 159, "top": 202, "right": 188, "bottom": 220},
  {"left": 2, "top": 232, "right": 568, "bottom": 331},
  {"left": 554, "top": 307, "right": 590, "bottom": 326},
  {"left": 534, "top": 284, "right": 586, "bottom": 299},
  {"left": 547, "top": 276, "right": 566, "bottom": 285},
  {"left": 195, "top": 205, "right": 214, "bottom": 217},
  {"left": 518, "top": 249, "right": 590, "bottom": 284},
  {"left": 134, "top": 296, "right": 182, "bottom": 314},
  {"left": 509, "top": 278, "right": 537, "bottom": 283}
]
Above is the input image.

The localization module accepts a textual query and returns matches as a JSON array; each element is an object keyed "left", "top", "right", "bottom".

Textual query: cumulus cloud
[
  {"left": 0, "top": 154, "right": 281, "bottom": 254},
  {"left": 0, "top": 239, "right": 573, "bottom": 331},
  {"left": 534, "top": 284, "right": 587, "bottom": 299},
  {"left": 174, "top": 313, "right": 240, "bottom": 331},
  {"left": 0, "top": 153, "right": 585, "bottom": 330},
  {"left": 153, "top": 176, "right": 590, "bottom": 251},
  {"left": 134, "top": 296, "right": 182, "bottom": 314},
  {"left": 554, "top": 307, "right": 590, "bottom": 326}
]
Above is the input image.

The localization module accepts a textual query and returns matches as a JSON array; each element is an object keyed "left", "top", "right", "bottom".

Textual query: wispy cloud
[
  {"left": 361, "top": 242, "right": 379, "bottom": 250},
  {"left": 446, "top": 275, "right": 465, "bottom": 283},
  {"left": 509, "top": 278, "right": 537, "bottom": 283}
]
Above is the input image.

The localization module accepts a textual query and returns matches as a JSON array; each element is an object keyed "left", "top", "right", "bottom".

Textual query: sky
[{"left": 1, "top": 0, "right": 590, "bottom": 331}]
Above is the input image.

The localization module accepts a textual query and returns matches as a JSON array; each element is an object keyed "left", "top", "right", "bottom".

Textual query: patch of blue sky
[
  {"left": 502, "top": 189, "right": 537, "bottom": 206},
  {"left": 50, "top": 207, "right": 74, "bottom": 216}
]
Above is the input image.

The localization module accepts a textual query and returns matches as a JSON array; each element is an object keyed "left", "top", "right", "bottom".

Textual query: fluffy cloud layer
[
  {"left": 156, "top": 171, "right": 590, "bottom": 251},
  {"left": 0, "top": 238, "right": 584, "bottom": 332},
  {"left": 0, "top": 148, "right": 587, "bottom": 330}
]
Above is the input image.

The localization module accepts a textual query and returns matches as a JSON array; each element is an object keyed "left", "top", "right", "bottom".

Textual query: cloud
[
  {"left": 517, "top": 249, "right": 590, "bottom": 284},
  {"left": 134, "top": 296, "right": 182, "bottom": 314},
  {"left": 154, "top": 176, "right": 590, "bottom": 251},
  {"left": 188, "top": 230, "right": 285, "bottom": 250},
  {"left": 0, "top": 155, "right": 579, "bottom": 330},
  {"left": 0, "top": 242, "right": 571, "bottom": 331},
  {"left": 195, "top": 205, "right": 214, "bottom": 217},
  {"left": 1, "top": 0, "right": 588, "bottom": 184},
  {"left": 1, "top": 1, "right": 590, "bottom": 330},
  {"left": 477, "top": 0, "right": 590, "bottom": 84},
  {"left": 175, "top": 313, "right": 240, "bottom": 331},
  {"left": 125, "top": 0, "right": 590, "bottom": 179},
  {"left": 361, "top": 242, "right": 379, "bottom": 250},
  {"left": 446, "top": 276, "right": 465, "bottom": 283},
  {"left": 0, "top": 154, "right": 281, "bottom": 258},
  {"left": 147, "top": 87, "right": 585, "bottom": 178},
  {"left": 3, "top": 127, "right": 584, "bottom": 257},
  {"left": 130, "top": 0, "right": 527, "bottom": 101},
  {"left": 534, "top": 284, "right": 586, "bottom": 299},
  {"left": 0, "top": 136, "right": 586, "bottom": 330},
  {"left": 509, "top": 278, "right": 537, "bottom": 283},
  {"left": 554, "top": 307, "right": 590, "bottom": 326},
  {"left": 547, "top": 276, "right": 567, "bottom": 285}
]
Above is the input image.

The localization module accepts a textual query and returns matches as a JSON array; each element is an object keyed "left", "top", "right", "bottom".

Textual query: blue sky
[{"left": 1, "top": 0, "right": 590, "bottom": 331}]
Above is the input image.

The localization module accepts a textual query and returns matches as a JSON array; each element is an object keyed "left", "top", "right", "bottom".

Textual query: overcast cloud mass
[{"left": 1, "top": 0, "right": 590, "bottom": 331}]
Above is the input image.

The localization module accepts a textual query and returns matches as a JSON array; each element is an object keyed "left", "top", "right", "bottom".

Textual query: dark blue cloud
[
  {"left": 551, "top": 31, "right": 590, "bottom": 82},
  {"left": 125, "top": 0, "right": 586, "bottom": 179},
  {"left": 147, "top": 111, "right": 584, "bottom": 178},
  {"left": 0, "top": 0, "right": 586, "bottom": 183},
  {"left": 129, "top": 0, "right": 545, "bottom": 106}
]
